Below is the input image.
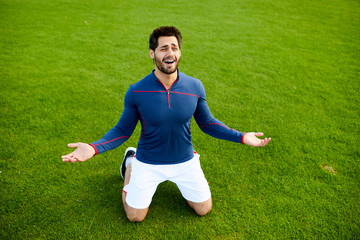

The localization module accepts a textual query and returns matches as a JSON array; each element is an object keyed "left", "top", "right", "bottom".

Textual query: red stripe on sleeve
[
  {"left": 93, "top": 136, "right": 130, "bottom": 147},
  {"left": 89, "top": 143, "right": 98, "bottom": 155},
  {"left": 199, "top": 122, "right": 230, "bottom": 129}
]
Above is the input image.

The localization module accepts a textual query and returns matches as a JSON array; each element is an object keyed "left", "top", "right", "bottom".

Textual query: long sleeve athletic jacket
[{"left": 90, "top": 70, "right": 245, "bottom": 165}]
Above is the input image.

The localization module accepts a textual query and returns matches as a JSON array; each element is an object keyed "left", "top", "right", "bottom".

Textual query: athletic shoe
[{"left": 120, "top": 147, "right": 136, "bottom": 179}]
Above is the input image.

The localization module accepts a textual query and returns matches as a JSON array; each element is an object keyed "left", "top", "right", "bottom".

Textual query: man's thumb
[
  {"left": 254, "top": 132, "right": 264, "bottom": 137},
  {"left": 67, "top": 143, "right": 78, "bottom": 148}
]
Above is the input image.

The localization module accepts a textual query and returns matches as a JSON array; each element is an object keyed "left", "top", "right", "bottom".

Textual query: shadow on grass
[
  {"left": 83, "top": 173, "right": 198, "bottom": 223},
  {"left": 149, "top": 181, "right": 199, "bottom": 219}
]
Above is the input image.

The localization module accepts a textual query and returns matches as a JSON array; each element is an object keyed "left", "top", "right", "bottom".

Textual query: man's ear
[{"left": 149, "top": 49, "right": 155, "bottom": 60}]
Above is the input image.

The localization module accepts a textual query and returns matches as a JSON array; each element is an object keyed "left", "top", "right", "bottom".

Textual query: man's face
[{"left": 150, "top": 36, "right": 181, "bottom": 75}]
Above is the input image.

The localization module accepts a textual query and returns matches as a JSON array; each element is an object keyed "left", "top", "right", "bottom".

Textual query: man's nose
[{"left": 166, "top": 49, "right": 175, "bottom": 56}]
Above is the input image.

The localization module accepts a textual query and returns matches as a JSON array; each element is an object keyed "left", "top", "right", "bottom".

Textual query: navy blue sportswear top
[{"left": 90, "top": 70, "right": 245, "bottom": 165}]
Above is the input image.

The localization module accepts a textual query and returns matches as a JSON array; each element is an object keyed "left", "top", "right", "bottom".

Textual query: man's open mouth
[{"left": 164, "top": 59, "right": 175, "bottom": 64}]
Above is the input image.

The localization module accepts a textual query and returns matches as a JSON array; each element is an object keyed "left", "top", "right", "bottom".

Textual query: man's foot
[{"left": 120, "top": 147, "right": 136, "bottom": 179}]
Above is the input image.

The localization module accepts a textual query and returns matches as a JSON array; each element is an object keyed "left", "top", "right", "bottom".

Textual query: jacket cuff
[
  {"left": 89, "top": 143, "right": 98, "bottom": 155},
  {"left": 241, "top": 133, "right": 247, "bottom": 144}
]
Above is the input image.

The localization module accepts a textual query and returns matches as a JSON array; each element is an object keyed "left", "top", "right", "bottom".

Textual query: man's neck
[{"left": 154, "top": 68, "right": 178, "bottom": 90}]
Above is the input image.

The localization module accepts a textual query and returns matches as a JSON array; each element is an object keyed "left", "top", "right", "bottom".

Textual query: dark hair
[{"left": 149, "top": 26, "right": 182, "bottom": 51}]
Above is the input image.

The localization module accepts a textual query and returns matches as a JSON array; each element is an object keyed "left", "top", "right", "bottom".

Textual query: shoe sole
[{"left": 120, "top": 147, "right": 136, "bottom": 179}]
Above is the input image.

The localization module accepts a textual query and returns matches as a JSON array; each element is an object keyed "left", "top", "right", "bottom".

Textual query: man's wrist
[
  {"left": 89, "top": 143, "right": 98, "bottom": 155},
  {"left": 241, "top": 133, "right": 247, "bottom": 144}
]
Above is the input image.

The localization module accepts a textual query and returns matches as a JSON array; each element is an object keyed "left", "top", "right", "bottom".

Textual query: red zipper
[
  {"left": 157, "top": 79, "right": 179, "bottom": 109},
  {"left": 167, "top": 91, "right": 171, "bottom": 108}
]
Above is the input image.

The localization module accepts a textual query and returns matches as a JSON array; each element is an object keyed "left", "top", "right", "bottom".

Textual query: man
[{"left": 62, "top": 26, "right": 271, "bottom": 222}]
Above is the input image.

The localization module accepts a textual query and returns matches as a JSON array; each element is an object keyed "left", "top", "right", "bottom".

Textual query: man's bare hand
[
  {"left": 61, "top": 142, "right": 96, "bottom": 163},
  {"left": 243, "top": 132, "right": 271, "bottom": 147}
]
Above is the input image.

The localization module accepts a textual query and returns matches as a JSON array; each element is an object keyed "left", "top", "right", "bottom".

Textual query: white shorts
[{"left": 123, "top": 153, "right": 211, "bottom": 209}]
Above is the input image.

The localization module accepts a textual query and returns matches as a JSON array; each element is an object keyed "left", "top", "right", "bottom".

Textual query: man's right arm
[
  {"left": 89, "top": 86, "right": 139, "bottom": 154},
  {"left": 90, "top": 104, "right": 139, "bottom": 154},
  {"left": 62, "top": 86, "right": 139, "bottom": 162}
]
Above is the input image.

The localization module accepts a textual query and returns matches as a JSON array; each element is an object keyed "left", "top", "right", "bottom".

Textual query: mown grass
[{"left": 1, "top": 0, "right": 359, "bottom": 239}]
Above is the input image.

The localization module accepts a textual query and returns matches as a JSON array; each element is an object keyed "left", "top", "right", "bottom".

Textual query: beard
[{"left": 154, "top": 53, "right": 180, "bottom": 74}]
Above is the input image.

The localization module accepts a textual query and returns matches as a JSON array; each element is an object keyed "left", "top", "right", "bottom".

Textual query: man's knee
[
  {"left": 126, "top": 211, "right": 147, "bottom": 222},
  {"left": 188, "top": 197, "right": 212, "bottom": 216},
  {"left": 194, "top": 203, "right": 212, "bottom": 216},
  {"left": 124, "top": 203, "right": 149, "bottom": 222}
]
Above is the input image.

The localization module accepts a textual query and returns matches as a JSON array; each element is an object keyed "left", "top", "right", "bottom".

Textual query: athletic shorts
[{"left": 123, "top": 153, "right": 211, "bottom": 209}]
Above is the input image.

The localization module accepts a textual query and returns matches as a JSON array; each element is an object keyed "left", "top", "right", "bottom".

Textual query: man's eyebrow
[{"left": 159, "top": 43, "right": 179, "bottom": 48}]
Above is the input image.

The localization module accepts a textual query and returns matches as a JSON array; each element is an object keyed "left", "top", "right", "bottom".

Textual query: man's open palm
[
  {"left": 61, "top": 142, "right": 95, "bottom": 163},
  {"left": 243, "top": 132, "right": 271, "bottom": 147}
]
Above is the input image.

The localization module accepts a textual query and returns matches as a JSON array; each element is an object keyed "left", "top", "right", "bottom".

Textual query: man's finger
[
  {"left": 262, "top": 138, "right": 271, "bottom": 146},
  {"left": 69, "top": 156, "right": 78, "bottom": 163},
  {"left": 61, "top": 154, "right": 71, "bottom": 160},
  {"left": 62, "top": 156, "right": 73, "bottom": 162}
]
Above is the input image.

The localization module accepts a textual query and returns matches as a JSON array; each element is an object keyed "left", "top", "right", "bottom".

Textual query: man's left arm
[{"left": 193, "top": 83, "right": 270, "bottom": 147}]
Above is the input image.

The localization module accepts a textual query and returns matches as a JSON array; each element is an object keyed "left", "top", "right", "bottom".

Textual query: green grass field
[{"left": 1, "top": 0, "right": 359, "bottom": 239}]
